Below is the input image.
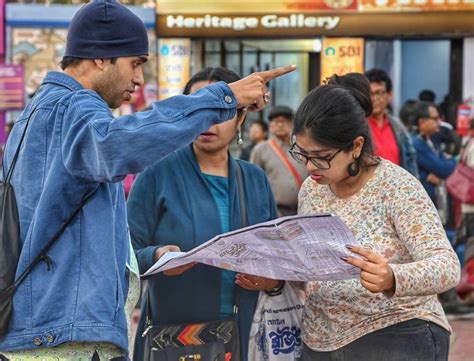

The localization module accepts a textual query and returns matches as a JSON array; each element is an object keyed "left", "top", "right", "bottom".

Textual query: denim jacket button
[
  {"left": 33, "top": 337, "right": 43, "bottom": 346},
  {"left": 224, "top": 95, "right": 233, "bottom": 104},
  {"left": 46, "top": 334, "right": 55, "bottom": 343}
]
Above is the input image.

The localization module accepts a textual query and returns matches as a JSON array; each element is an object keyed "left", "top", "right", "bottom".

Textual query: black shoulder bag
[
  {"left": 142, "top": 162, "right": 249, "bottom": 361},
  {"left": 0, "top": 109, "right": 96, "bottom": 336}
]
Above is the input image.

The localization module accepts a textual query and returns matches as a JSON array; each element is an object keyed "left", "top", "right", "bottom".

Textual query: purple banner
[
  {"left": 0, "top": 64, "right": 25, "bottom": 111},
  {"left": 0, "top": 0, "right": 4, "bottom": 56}
]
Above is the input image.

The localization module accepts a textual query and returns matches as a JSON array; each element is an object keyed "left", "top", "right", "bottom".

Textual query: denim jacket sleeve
[
  {"left": 413, "top": 137, "right": 457, "bottom": 179},
  {"left": 389, "top": 115, "right": 419, "bottom": 178},
  {"left": 61, "top": 82, "right": 237, "bottom": 182}
]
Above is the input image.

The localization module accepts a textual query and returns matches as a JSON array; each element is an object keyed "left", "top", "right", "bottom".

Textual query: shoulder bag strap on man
[
  {"left": 3, "top": 106, "right": 37, "bottom": 182},
  {"left": 2, "top": 102, "right": 98, "bottom": 300},
  {"left": 13, "top": 186, "right": 98, "bottom": 289},
  {"left": 267, "top": 139, "right": 303, "bottom": 188}
]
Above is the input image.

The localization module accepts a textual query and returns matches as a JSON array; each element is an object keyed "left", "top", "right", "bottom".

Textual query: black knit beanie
[{"left": 65, "top": 0, "right": 148, "bottom": 59}]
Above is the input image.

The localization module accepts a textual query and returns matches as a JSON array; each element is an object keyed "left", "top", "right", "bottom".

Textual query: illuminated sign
[
  {"left": 320, "top": 38, "right": 364, "bottom": 81},
  {"left": 166, "top": 14, "right": 340, "bottom": 31},
  {"left": 158, "top": 39, "right": 191, "bottom": 100},
  {"left": 156, "top": 0, "right": 474, "bottom": 37}
]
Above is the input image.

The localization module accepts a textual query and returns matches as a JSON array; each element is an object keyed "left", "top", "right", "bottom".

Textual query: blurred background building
[{"left": 0, "top": 0, "right": 473, "bottom": 137}]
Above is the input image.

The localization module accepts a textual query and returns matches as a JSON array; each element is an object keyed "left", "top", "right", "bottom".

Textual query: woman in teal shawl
[{"left": 128, "top": 67, "right": 281, "bottom": 361}]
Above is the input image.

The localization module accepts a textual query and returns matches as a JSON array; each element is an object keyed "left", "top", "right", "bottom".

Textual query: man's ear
[
  {"left": 387, "top": 90, "right": 394, "bottom": 102},
  {"left": 93, "top": 59, "right": 107, "bottom": 71}
]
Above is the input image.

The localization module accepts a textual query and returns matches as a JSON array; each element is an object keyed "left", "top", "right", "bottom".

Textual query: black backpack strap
[
  {"left": 14, "top": 186, "right": 98, "bottom": 288},
  {"left": 3, "top": 106, "right": 37, "bottom": 183},
  {"left": 235, "top": 161, "right": 248, "bottom": 228},
  {"left": 233, "top": 161, "right": 249, "bottom": 315}
]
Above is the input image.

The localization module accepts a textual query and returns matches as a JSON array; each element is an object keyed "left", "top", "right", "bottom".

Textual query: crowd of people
[{"left": 0, "top": 0, "right": 473, "bottom": 360}]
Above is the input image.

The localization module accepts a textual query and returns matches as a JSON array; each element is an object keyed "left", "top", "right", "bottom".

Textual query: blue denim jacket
[
  {"left": 387, "top": 113, "right": 419, "bottom": 179},
  {"left": 0, "top": 72, "right": 237, "bottom": 352}
]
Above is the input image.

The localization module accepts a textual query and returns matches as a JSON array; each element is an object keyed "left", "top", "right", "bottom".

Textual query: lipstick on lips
[{"left": 199, "top": 132, "right": 217, "bottom": 141}]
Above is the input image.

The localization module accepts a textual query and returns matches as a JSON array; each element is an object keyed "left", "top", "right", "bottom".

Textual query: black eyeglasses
[{"left": 289, "top": 143, "right": 349, "bottom": 170}]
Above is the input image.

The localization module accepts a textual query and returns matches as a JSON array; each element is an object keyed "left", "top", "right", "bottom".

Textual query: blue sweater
[
  {"left": 128, "top": 144, "right": 278, "bottom": 361},
  {"left": 412, "top": 135, "right": 456, "bottom": 205}
]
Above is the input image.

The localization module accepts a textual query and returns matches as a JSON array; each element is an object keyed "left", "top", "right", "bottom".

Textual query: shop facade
[{"left": 154, "top": 0, "right": 474, "bottom": 123}]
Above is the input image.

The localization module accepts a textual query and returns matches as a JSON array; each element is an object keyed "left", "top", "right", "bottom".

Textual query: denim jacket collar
[{"left": 42, "top": 71, "right": 84, "bottom": 92}]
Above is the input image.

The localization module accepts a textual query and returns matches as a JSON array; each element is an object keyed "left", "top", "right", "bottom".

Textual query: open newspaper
[{"left": 142, "top": 214, "right": 361, "bottom": 282}]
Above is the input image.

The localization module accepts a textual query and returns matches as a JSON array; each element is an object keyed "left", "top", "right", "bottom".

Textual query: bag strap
[
  {"left": 3, "top": 106, "right": 37, "bottom": 183},
  {"left": 235, "top": 161, "right": 248, "bottom": 229},
  {"left": 268, "top": 139, "right": 303, "bottom": 188},
  {"left": 460, "top": 137, "right": 474, "bottom": 164},
  {"left": 233, "top": 161, "right": 249, "bottom": 316},
  {"left": 13, "top": 186, "right": 98, "bottom": 288}
]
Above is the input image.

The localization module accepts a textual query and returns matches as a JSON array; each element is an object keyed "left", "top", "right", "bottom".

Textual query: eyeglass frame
[
  {"left": 288, "top": 142, "right": 352, "bottom": 170},
  {"left": 370, "top": 89, "right": 388, "bottom": 98}
]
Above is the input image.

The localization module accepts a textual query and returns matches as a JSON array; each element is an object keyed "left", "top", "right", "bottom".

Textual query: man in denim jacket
[{"left": 0, "top": 0, "right": 294, "bottom": 358}]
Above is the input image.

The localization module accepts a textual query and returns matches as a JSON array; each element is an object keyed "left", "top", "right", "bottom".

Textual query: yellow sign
[
  {"left": 320, "top": 38, "right": 364, "bottom": 82},
  {"left": 158, "top": 38, "right": 191, "bottom": 100}
]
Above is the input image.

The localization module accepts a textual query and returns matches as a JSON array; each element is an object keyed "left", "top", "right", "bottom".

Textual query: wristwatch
[{"left": 265, "top": 281, "right": 285, "bottom": 296}]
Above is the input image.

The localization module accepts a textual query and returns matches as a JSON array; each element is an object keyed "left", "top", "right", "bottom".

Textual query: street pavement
[{"left": 450, "top": 319, "right": 474, "bottom": 360}]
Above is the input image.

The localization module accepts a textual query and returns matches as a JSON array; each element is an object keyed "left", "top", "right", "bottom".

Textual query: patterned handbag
[
  {"left": 142, "top": 314, "right": 240, "bottom": 361},
  {"left": 142, "top": 162, "right": 248, "bottom": 361}
]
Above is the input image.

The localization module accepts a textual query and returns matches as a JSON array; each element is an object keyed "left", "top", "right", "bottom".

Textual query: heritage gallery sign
[
  {"left": 156, "top": 0, "right": 474, "bottom": 37},
  {"left": 165, "top": 14, "right": 341, "bottom": 32}
]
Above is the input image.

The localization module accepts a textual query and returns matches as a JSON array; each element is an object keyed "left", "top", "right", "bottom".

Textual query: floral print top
[{"left": 298, "top": 159, "right": 460, "bottom": 352}]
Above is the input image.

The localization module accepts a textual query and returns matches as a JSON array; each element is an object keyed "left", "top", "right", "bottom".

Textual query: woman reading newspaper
[
  {"left": 127, "top": 67, "right": 284, "bottom": 361},
  {"left": 290, "top": 73, "right": 460, "bottom": 361}
]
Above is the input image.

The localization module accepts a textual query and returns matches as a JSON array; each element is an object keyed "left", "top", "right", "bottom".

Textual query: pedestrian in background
[
  {"left": 456, "top": 118, "right": 474, "bottom": 303},
  {"left": 291, "top": 72, "right": 459, "bottom": 361},
  {"left": 239, "top": 119, "right": 268, "bottom": 161},
  {"left": 411, "top": 101, "right": 456, "bottom": 224},
  {"left": 250, "top": 106, "right": 308, "bottom": 216},
  {"left": 0, "top": 0, "right": 295, "bottom": 358},
  {"left": 128, "top": 67, "right": 284, "bottom": 361},
  {"left": 365, "top": 68, "right": 418, "bottom": 177}
]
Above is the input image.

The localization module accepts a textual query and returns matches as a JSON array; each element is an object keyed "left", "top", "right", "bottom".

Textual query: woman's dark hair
[
  {"left": 183, "top": 67, "right": 241, "bottom": 95},
  {"left": 293, "top": 72, "right": 374, "bottom": 168},
  {"left": 183, "top": 67, "right": 244, "bottom": 120}
]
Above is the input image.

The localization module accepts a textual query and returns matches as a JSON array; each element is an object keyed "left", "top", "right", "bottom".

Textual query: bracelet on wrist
[{"left": 265, "top": 281, "right": 285, "bottom": 296}]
